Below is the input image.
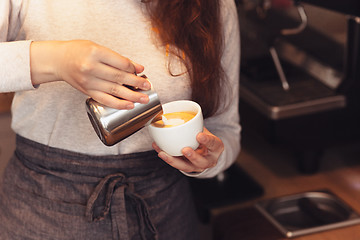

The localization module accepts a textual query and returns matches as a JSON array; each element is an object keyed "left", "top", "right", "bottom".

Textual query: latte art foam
[{"left": 151, "top": 111, "right": 196, "bottom": 128}]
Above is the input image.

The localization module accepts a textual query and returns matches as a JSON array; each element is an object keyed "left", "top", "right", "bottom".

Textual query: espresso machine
[
  {"left": 188, "top": 0, "right": 359, "bottom": 224},
  {"left": 238, "top": 0, "right": 360, "bottom": 173}
]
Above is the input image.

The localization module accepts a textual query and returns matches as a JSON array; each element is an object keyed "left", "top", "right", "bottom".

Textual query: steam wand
[{"left": 269, "top": 0, "right": 308, "bottom": 91}]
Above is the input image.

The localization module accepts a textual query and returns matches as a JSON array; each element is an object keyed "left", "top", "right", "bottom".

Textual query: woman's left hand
[{"left": 152, "top": 128, "right": 224, "bottom": 174}]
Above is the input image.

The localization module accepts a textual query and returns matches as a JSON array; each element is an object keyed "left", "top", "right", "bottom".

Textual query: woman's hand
[
  {"left": 30, "top": 40, "right": 150, "bottom": 109},
  {"left": 152, "top": 128, "right": 224, "bottom": 174}
]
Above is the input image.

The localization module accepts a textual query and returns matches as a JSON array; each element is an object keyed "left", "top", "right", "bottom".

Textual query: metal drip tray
[
  {"left": 240, "top": 53, "right": 346, "bottom": 120},
  {"left": 255, "top": 190, "right": 360, "bottom": 238}
]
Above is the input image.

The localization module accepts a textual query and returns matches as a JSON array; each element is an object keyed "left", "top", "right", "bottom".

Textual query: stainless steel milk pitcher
[{"left": 86, "top": 75, "right": 162, "bottom": 146}]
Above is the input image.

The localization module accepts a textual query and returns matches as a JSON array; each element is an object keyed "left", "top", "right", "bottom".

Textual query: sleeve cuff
[
  {"left": 180, "top": 168, "right": 211, "bottom": 178},
  {"left": 0, "top": 40, "right": 36, "bottom": 92}
]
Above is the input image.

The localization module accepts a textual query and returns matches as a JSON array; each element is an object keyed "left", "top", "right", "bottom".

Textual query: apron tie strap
[{"left": 85, "top": 173, "right": 158, "bottom": 240}]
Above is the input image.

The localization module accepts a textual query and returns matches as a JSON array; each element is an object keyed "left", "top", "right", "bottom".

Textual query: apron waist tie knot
[{"left": 85, "top": 173, "right": 158, "bottom": 240}]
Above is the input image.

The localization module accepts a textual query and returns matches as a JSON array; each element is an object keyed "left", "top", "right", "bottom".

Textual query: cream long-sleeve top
[{"left": 0, "top": 0, "right": 241, "bottom": 178}]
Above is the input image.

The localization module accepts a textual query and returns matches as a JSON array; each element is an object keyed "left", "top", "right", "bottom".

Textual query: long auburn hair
[{"left": 143, "top": 0, "right": 228, "bottom": 118}]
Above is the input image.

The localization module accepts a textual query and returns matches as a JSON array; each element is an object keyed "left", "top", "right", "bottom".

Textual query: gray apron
[{"left": 0, "top": 135, "right": 199, "bottom": 240}]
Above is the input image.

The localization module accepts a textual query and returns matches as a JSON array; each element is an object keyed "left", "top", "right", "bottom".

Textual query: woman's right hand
[{"left": 30, "top": 40, "right": 150, "bottom": 109}]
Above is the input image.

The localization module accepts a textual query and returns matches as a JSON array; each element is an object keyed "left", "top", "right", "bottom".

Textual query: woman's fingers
[
  {"left": 153, "top": 143, "right": 214, "bottom": 173},
  {"left": 151, "top": 142, "right": 184, "bottom": 169},
  {"left": 90, "top": 62, "right": 150, "bottom": 90},
  {"left": 94, "top": 43, "right": 143, "bottom": 74},
  {"left": 157, "top": 150, "right": 204, "bottom": 173},
  {"left": 88, "top": 90, "right": 136, "bottom": 110},
  {"left": 196, "top": 131, "right": 224, "bottom": 153},
  {"left": 152, "top": 128, "right": 224, "bottom": 173},
  {"left": 88, "top": 85, "right": 149, "bottom": 109},
  {"left": 85, "top": 74, "right": 150, "bottom": 104},
  {"left": 182, "top": 147, "right": 213, "bottom": 172}
]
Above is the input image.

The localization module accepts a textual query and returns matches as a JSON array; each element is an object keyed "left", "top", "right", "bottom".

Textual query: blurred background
[{"left": 1, "top": 0, "right": 360, "bottom": 239}]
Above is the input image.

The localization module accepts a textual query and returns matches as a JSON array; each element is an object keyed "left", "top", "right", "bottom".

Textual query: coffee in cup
[
  {"left": 151, "top": 111, "right": 197, "bottom": 128},
  {"left": 148, "top": 100, "right": 203, "bottom": 156}
]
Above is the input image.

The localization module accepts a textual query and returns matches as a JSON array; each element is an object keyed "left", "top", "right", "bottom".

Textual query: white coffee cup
[{"left": 148, "top": 100, "right": 204, "bottom": 156}]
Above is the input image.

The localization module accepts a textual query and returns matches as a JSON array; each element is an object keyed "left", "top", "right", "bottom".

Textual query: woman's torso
[{"left": 11, "top": 0, "right": 192, "bottom": 155}]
